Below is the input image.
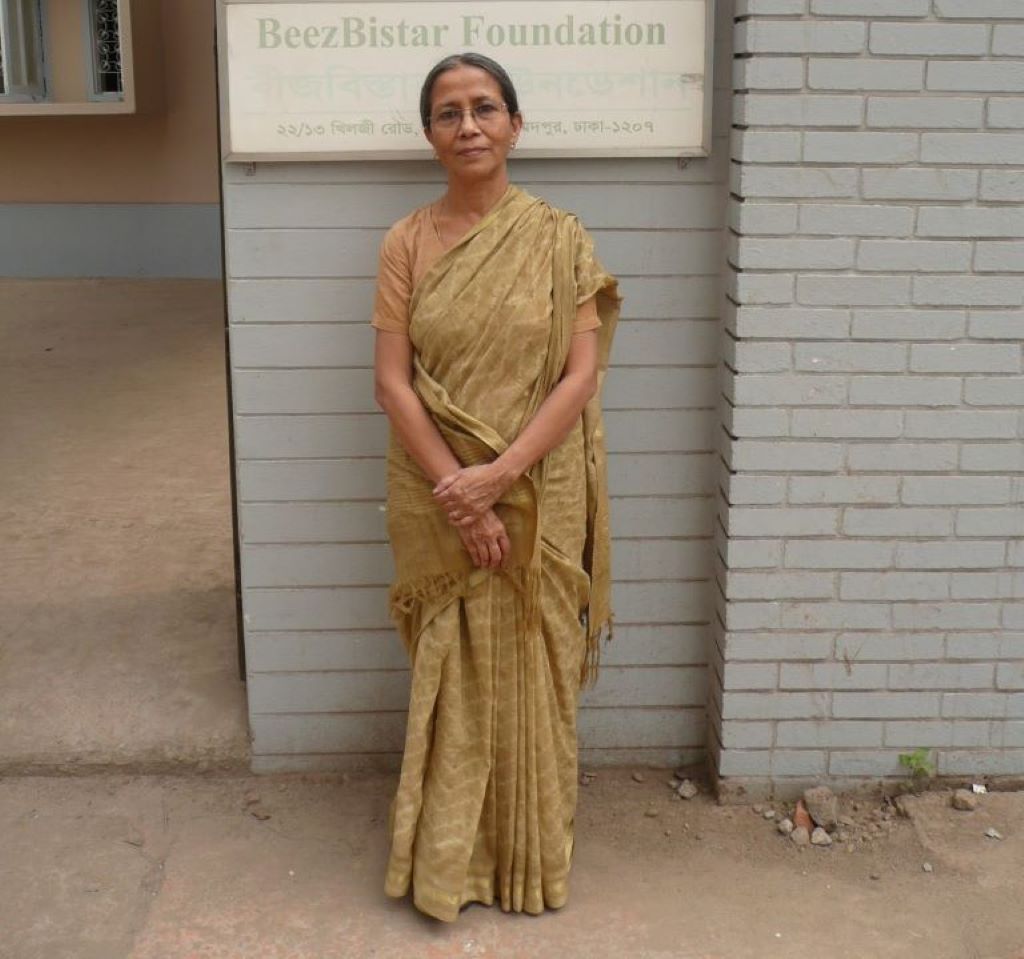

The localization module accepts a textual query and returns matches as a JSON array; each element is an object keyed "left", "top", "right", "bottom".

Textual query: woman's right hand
[{"left": 457, "top": 508, "right": 512, "bottom": 569}]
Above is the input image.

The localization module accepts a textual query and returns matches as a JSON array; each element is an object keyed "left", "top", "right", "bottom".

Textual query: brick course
[{"left": 716, "top": 3, "right": 1024, "bottom": 792}]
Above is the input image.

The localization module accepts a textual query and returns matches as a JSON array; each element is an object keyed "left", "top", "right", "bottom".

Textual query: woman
[{"left": 371, "top": 52, "right": 621, "bottom": 922}]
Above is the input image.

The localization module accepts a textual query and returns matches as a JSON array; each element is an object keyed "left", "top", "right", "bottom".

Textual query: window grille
[{"left": 88, "top": 0, "right": 123, "bottom": 97}]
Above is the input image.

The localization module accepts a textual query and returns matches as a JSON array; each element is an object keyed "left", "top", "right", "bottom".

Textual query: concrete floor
[
  {"left": 0, "top": 279, "right": 248, "bottom": 772},
  {"left": 2, "top": 770, "right": 1023, "bottom": 959}
]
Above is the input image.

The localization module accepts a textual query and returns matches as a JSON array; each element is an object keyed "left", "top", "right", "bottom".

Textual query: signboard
[{"left": 219, "top": 0, "right": 713, "bottom": 160}]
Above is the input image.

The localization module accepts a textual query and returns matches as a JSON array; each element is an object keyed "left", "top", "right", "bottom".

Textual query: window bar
[{"left": 91, "top": 0, "right": 122, "bottom": 95}]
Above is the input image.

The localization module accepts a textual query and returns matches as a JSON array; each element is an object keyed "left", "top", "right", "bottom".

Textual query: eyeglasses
[{"left": 429, "top": 101, "right": 508, "bottom": 130}]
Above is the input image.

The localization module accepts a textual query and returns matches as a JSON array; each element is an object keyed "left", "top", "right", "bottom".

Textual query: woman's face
[{"left": 424, "top": 65, "right": 522, "bottom": 180}]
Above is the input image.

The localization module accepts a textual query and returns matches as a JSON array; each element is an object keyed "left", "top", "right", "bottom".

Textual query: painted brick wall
[
  {"left": 713, "top": 0, "right": 1024, "bottom": 794},
  {"left": 222, "top": 0, "right": 736, "bottom": 773}
]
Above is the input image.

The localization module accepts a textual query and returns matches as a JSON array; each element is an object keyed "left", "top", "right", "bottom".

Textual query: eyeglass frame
[{"left": 426, "top": 100, "right": 512, "bottom": 131}]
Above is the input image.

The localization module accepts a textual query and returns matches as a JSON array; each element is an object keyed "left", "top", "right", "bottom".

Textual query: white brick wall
[{"left": 715, "top": 1, "right": 1024, "bottom": 794}]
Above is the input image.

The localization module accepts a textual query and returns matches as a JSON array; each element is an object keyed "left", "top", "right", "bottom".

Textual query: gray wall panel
[
  {"left": 235, "top": 409, "right": 712, "bottom": 459},
  {"left": 245, "top": 624, "right": 710, "bottom": 673},
  {"left": 233, "top": 370, "right": 377, "bottom": 414},
  {"left": 249, "top": 712, "right": 409, "bottom": 755},
  {"left": 242, "top": 581, "right": 710, "bottom": 632},
  {"left": 610, "top": 498, "right": 716, "bottom": 538},
  {"left": 234, "top": 413, "right": 387, "bottom": 458},
  {"left": 247, "top": 631, "right": 408, "bottom": 672},
  {"left": 222, "top": 154, "right": 728, "bottom": 186},
  {"left": 608, "top": 453, "right": 716, "bottom": 496},
  {"left": 232, "top": 366, "right": 717, "bottom": 414},
  {"left": 228, "top": 317, "right": 719, "bottom": 370},
  {"left": 244, "top": 540, "right": 712, "bottom": 588},
  {"left": 241, "top": 503, "right": 386, "bottom": 543},
  {"left": 227, "top": 275, "right": 715, "bottom": 322},
  {"left": 248, "top": 665, "right": 708, "bottom": 715},
  {"left": 249, "top": 670, "right": 412, "bottom": 713},
  {"left": 226, "top": 182, "right": 724, "bottom": 231},
  {"left": 226, "top": 227, "right": 720, "bottom": 279},
  {"left": 230, "top": 324, "right": 374, "bottom": 367},
  {"left": 249, "top": 744, "right": 708, "bottom": 774},
  {"left": 228, "top": 278, "right": 377, "bottom": 322},
  {"left": 578, "top": 706, "right": 705, "bottom": 749},
  {"left": 238, "top": 459, "right": 386, "bottom": 501},
  {"left": 244, "top": 586, "right": 391, "bottom": 631},
  {"left": 236, "top": 451, "right": 714, "bottom": 502},
  {"left": 0, "top": 203, "right": 222, "bottom": 279},
  {"left": 241, "top": 496, "right": 714, "bottom": 544},
  {"left": 243, "top": 544, "right": 393, "bottom": 587},
  {"left": 583, "top": 666, "right": 709, "bottom": 709},
  {"left": 605, "top": 368, "right": 718, "bottom": 410},
  {"left": 223, "top": 36, "right": 732, "bottom": 767},
  {"left": 605, "top": 410, "right": 716, "bottom": 453},
  {"left": 248, "top": 704, "right": 706, "bottom": 759},
  {"left": 613, "top": 540, "right": 713, "bottom": 582}
]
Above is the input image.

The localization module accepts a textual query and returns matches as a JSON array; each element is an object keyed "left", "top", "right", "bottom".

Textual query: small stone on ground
[
  {"left": 676, "top": 780, "right": 698, "bottom": 800},
  {"left": 810, "top": 827, "right": 833, "bottom": 847},
  {"left": 803, "top": 786, "right": 839, "bottom": 831},
  {"left": 952, "top": 789, "right": 978, "bottom": 812}
]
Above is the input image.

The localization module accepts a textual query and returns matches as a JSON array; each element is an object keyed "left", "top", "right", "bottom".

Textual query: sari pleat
[{"left": 381, "top": 186, "right": 620, "bottom": 921}]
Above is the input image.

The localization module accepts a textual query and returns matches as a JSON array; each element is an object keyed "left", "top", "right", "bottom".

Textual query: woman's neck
[{"left": 442, "top": 172, "right": 511, "bottom": 221}]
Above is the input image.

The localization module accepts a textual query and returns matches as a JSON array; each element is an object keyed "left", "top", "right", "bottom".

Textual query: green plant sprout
[{"left": 898, "top": 747, "right": 936, "bottom": 793}]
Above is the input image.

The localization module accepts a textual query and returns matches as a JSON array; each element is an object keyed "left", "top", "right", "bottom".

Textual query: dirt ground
[{"left": 3, "top": 769, "right": 1022, "bottom": 959}]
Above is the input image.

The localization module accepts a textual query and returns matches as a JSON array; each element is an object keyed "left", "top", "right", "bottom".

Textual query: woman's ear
[{"left": 423, "top": 125, "right": 439, "bottom": 159}]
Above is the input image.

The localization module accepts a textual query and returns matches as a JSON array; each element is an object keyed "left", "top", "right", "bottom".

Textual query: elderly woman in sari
[{"left": 371, "top": 51, "right": 621, "bottom": 922}]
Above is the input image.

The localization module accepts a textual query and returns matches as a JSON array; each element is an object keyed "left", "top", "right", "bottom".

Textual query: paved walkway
[
  {"left": 0, "top": 280, "right": 246, "bottom": 773},
  {"left": 4, "top": 770, "right": 1023, "bottom": 959}
]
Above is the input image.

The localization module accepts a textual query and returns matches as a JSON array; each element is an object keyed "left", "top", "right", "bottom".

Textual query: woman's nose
[{"left": 458, "top": 110, "right": 482, "bottom": 134}]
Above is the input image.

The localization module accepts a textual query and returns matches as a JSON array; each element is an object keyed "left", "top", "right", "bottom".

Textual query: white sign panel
[{"left": 221, "top": 0, "right": 712, "bottom": 160}]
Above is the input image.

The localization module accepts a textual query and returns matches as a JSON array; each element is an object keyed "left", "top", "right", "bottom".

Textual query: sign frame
[{"left": 216, "top": 0, "right": 715, "bottom": 162}]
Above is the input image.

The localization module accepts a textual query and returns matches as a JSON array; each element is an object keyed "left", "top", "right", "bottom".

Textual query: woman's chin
[{"left": 448, "top": 155, "right": 507, "bottom": 180}]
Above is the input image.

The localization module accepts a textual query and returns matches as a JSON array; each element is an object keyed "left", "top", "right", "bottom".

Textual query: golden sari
[{"left": 382, "top": 184, "right": 621, "bottom": 921}]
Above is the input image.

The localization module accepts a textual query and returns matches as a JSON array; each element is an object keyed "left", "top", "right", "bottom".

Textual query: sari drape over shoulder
[{"left": 381, "top": 185, "right": 621, "bottom": 921}]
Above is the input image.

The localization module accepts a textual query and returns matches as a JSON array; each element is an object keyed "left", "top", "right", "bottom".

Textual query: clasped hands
[{"left": 433, "top": 463, "right": 514, "bottom": 570}]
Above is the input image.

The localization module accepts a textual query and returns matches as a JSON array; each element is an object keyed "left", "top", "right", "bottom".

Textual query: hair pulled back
[{"left": 419, "top": 52, "right": 520, "bottom": 128}]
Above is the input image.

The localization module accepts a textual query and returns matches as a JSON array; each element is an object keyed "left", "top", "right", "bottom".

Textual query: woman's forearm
[
  {"left": 491, "top": 371, "right": 597, "bottom": 488},
  {"left": 377, "top": 383, "right": 463, "bottom": 485}
]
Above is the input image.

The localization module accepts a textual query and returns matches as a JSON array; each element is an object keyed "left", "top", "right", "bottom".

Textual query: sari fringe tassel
[
  {"left": 580, "top": 612, "right": 614, "bottom": 691},
  {"left": 389, "top": 563, "right": 611, "bottom": 692}
]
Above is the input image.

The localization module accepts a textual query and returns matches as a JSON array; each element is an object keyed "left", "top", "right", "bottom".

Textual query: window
[
  {"left": 86, "top": 0, "right": 123, "bottom": 99},
  {"left": 0, "top": 0, "right": 137, "bottom": 113},
  {"left": 0, "top": 0, "right": 45, "bottom": 101}
]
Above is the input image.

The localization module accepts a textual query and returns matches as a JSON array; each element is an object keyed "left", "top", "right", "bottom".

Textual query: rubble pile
[
  {"left": 753, "top": 783, "right": 995, "bottom": 853},
  {"left": 757, "top": 786, "right": 904, "bottom": 852}
]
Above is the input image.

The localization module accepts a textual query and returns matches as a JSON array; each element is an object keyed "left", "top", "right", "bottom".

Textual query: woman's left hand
[{"left": 433, "top": 463, "right": 510, "bottom": 527}]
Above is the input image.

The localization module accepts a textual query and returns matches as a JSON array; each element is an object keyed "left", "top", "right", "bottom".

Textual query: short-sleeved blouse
[{"left": 371, "top": 204, "right": 602, "bottom": 335}]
